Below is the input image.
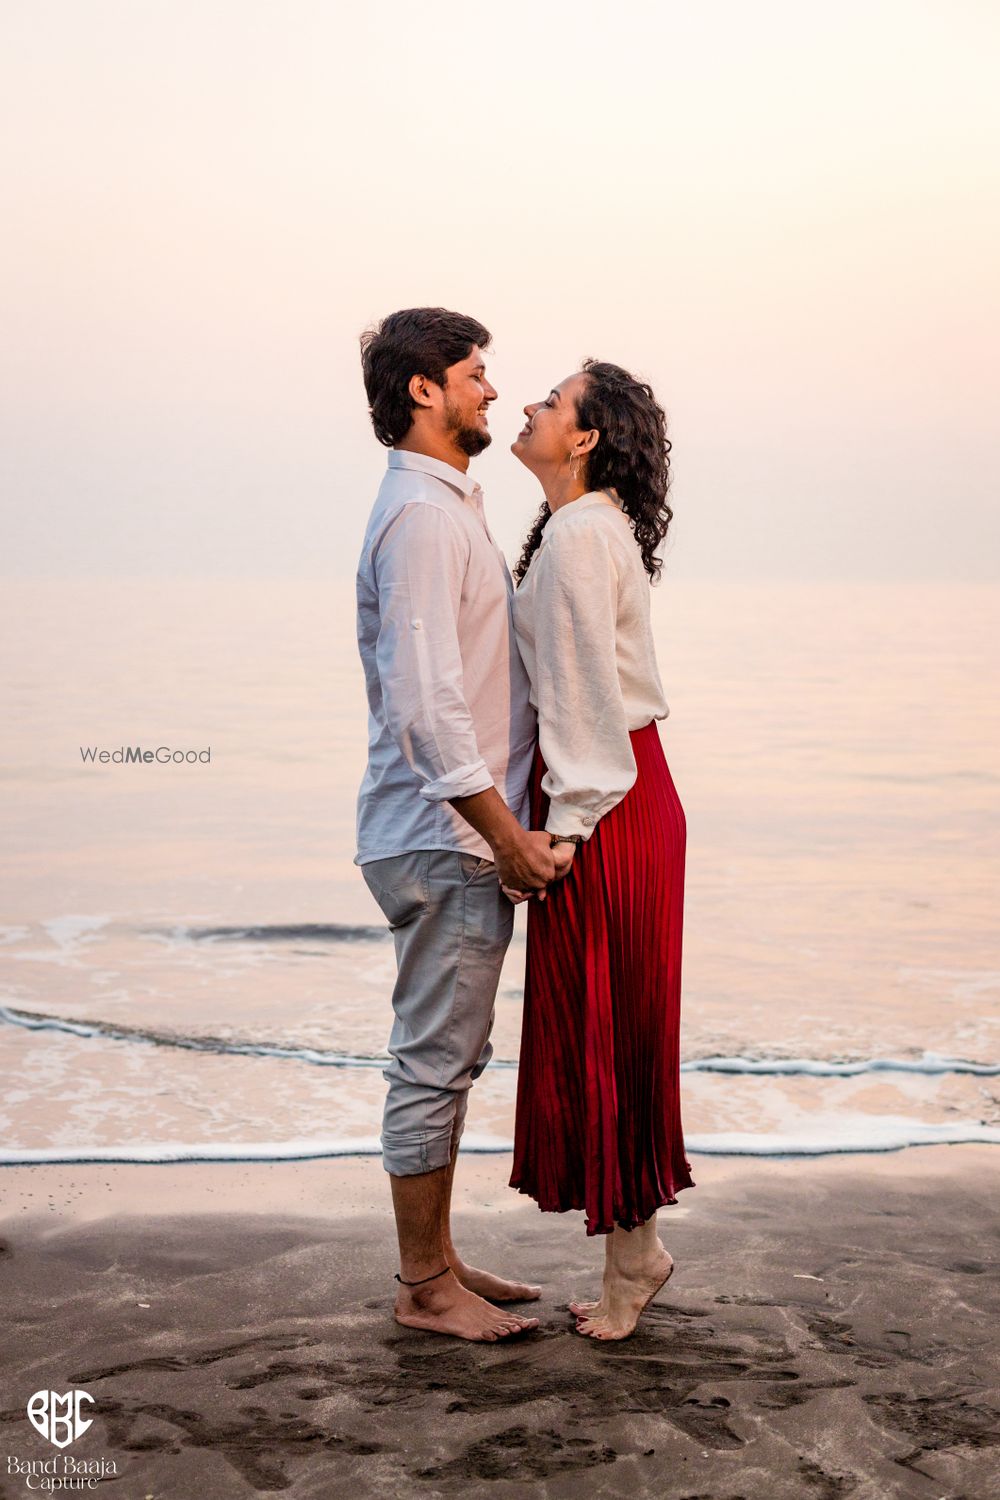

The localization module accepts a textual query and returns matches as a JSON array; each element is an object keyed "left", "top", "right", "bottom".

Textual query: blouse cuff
[{"left": 544, "top": 800, "right": 603, "bottom": 841}]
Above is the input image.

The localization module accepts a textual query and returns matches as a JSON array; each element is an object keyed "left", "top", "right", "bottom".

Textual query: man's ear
[{"left": 408, "top": 373, "right": 435, "bottom": 409}]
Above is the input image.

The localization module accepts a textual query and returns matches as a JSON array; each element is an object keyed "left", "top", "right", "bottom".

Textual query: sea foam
[
  {"left": 1, "top": 1006, "right": 996, "bottom": 1078},
  {"left": 2, "top": 1118, "right": 998, "bottom": 1167}
]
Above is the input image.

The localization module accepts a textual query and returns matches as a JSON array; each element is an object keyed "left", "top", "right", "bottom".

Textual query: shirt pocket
[{"left": 457, "top": 852, "right": 494, "bottom": 887}]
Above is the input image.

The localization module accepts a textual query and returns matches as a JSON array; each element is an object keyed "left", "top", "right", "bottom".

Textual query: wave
[
  {"left": 681, "top": 1053, "right": 1000, "bottom": 1077},
  {"left": 0, "top": 1005, "right": 399, "bottom": 1069},
  {"left": 2, "top": 1119, "right": 999, "bottom": 1167},
  {"left": 1, "top": 1007, "right": 997, "bottom": 1079},
  {"left": 145, "top": 922, "right": 388, "bottom": 945}
]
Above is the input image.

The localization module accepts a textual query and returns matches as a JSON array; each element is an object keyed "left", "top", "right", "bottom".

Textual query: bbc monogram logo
[
  {"left": 6, "top": 1388, "right": 119, "bottom": 1491},
  {"left": 26, "top": 1392, "right": 94, "bottom": 1449}
]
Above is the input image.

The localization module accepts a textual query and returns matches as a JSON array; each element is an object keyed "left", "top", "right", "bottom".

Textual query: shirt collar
[
  {"left": 545, "top": 490, "right": 622, "bottom": 526},
  {"left": 388, "top": 448, "right": 480, "bottom": 500}
]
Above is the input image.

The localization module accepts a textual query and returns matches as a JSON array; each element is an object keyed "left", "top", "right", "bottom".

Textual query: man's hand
[
  {"left": 495, "top": 829, "right": 556, "bottom": 896},
  {"left": 501, "top": 839, "right": 576, "bottom": 903},
  {"left": 448, "top": 787, "right": 556, "bottom": 899}
]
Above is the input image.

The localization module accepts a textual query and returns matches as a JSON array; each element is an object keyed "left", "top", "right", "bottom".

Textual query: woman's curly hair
[{"left": 513, "top": 359, "right": 673, "bottom": 584}]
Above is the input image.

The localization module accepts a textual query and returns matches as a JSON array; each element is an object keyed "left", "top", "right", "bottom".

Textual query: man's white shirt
[{"left": 355, "top": 449, "right": 536, "bottom": 864}]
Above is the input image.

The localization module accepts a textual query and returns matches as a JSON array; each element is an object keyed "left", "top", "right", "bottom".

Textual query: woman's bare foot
[
  {"left": 568, "top": 1294, "right": 606, "bottom": 1318},
  {"left": 568, "top": 1276, "right": 611, "bottom": 1319},
  {"left": 450, "top": 1259, "right": 542, "bottom": 1303},
  {"left": 575, "top": 1247, "right": 673, "bottom": 1340},
  {"left": 395, "top": 1268, "right": 540, "bottom": 1341},
  {"left": 573, "top": 1216, "right": 674, "bottom": 1341},
  {"left": 568, "top": 1226, "right": 615, "bottom": 1318}
]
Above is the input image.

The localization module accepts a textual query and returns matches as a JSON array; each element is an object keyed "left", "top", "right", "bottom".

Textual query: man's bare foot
[
  {"left": 575, "top": 1247, "right": 673, "bottom": 1341},
  {"left": 450, "top": 1260, "right": 542, "bottom": 1303},
  {"left": 395, "top": 1269, "right": 540, "bottom": 1342}
]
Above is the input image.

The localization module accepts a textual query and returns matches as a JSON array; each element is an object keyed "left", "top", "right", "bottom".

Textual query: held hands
[
  {"left": 500, "top": 834, "right": 577, "bottom": 904},
  {"left": 495, "top": 829, "right": 556, "bottom": 900},
  {"left": 451, "top": 789, "right": 568, "bottom": 905}
]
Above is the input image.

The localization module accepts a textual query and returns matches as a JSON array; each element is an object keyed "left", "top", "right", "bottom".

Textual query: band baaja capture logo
[
  {"left": 27, "top": 1392, "right": 93, "bottom": 1450},
  {"left": 5, "top": 1392, "right": 120, "bottom": 1491}
]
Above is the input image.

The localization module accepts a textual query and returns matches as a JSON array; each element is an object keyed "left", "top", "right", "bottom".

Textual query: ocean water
[{"left": 1, "top": 576, "right": 998, "bottom": 1166}]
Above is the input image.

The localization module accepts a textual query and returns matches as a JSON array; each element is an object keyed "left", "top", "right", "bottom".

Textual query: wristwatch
[{"left": 549, "top": 834, "right": 584, "bottom": 848}]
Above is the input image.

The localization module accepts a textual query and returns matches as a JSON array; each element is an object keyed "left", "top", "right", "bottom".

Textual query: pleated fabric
[{"left": 509, "top": 720, "right": 695, "bottom": 1235}]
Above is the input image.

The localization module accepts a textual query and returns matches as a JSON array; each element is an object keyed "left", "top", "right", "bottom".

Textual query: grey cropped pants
[{"left": 361, "top": 848, "right": 514, "bottom": 1176}]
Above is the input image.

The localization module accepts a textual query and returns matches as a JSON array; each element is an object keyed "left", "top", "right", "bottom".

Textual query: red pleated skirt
[{"left": 509, "top": 720, "right": 695, "bottom": 1235}]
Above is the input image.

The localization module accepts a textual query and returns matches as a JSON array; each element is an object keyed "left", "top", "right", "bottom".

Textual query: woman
[{"left": 506, "top": 359, "right": 694, "bottom": 1341}]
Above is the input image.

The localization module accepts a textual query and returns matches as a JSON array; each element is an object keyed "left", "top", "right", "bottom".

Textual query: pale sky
[{"left": 2, "top": 0, "right": 998, "bottom": 580}]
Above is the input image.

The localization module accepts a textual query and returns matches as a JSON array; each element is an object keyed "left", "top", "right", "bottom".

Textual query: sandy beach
[{"left": 1, "top": 1147, "right": 997, "bottom": 1499}]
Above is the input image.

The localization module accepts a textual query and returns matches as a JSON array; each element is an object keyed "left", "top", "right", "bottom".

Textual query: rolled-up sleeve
[
  {"left": 373, "top": 502, "right": 494, "bottom": 803},
  {"left": 531, "top": 520, "right": 636, "bottom": 838}
]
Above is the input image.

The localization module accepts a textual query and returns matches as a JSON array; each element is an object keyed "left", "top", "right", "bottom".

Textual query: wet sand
[{"left": 1, "top": 1148, "right": 998, "bottom": 1499}]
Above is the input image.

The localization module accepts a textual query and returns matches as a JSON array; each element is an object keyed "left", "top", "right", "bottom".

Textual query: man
[{"left": 355, "top": 307, "right": 554, "bottom": 1341}]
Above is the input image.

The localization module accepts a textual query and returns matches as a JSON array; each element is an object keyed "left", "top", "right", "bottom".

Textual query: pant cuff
[{"left": 381, "top": 1126, "right": 455, "bottom": 1177}]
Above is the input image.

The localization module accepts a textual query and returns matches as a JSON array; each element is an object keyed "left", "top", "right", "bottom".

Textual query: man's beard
[{"left": 444, "top": 395, "right": 491, "bottom": 457}]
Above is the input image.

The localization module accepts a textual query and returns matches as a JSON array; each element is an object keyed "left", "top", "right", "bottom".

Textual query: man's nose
[{"left": 483, "top": 381, "right": 498, "bottom": 402}]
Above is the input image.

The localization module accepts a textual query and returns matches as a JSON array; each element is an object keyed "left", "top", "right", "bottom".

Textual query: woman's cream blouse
[{"left": 511, "top": 492, "right": 669, "bottom": 840}]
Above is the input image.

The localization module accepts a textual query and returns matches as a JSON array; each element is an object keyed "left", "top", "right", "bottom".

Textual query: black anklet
[{"left": 394, "top": 1264, "right": 451, "bottom": 1288}]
